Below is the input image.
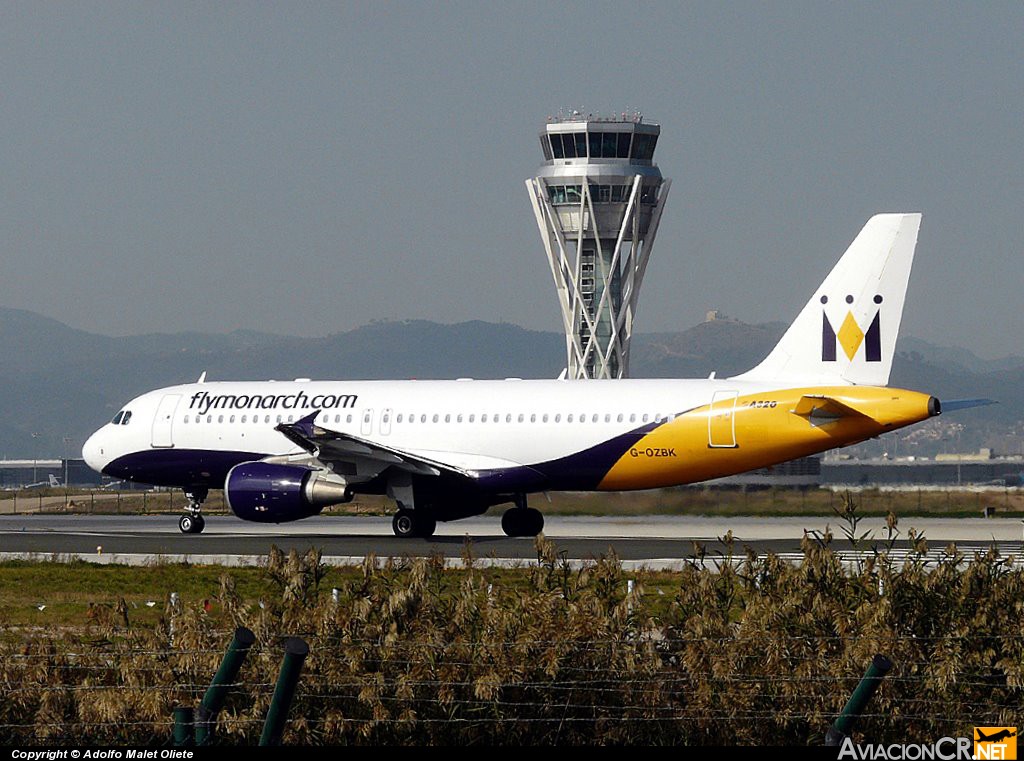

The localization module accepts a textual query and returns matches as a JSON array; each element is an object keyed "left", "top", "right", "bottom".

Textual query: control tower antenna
[{"left": 526, "top": 111, "right": 671, "bottom": 379}]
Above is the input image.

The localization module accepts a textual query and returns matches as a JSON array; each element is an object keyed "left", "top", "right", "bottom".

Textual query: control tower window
[
  {"left": 640, "top": 186, "right": 658, "bottom": 204},
  {"left": 551, "top": 134, "right": 565, "bottom": 159},
  {"left": 601, "top": 133, "right": 617, "bottom": 158},
  {"left": 632, "top": 133, "right": 658, "bottom": 161},
  {"left": 559, "top": 133, "right": 577, "bottom": 159},
  {"left": 588, "top": 132, "right": 601, "bottom": 159},
  {"left": 617, "top": 132, "right": 632, "bottom": 158},
  {"left": 540, "top": 136, "right": 552, "bottom": 161},
  {"left": 574, "top": 133, "right": 587, "bottom": 158},
  {"left": 564, "top": 185, "right": 581, "bottom": 204},
  {"left": 610, "top": 185, "right": 626, "bottom": 202}
]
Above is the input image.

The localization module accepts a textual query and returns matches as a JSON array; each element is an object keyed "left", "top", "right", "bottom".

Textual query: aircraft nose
[{"left": 82, "top": 429, "right": 108, "bottom": 474}]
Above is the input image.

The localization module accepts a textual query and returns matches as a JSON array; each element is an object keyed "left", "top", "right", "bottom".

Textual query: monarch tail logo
[{"left": 821, "top": 293, "right": 884, "bottom": 362}]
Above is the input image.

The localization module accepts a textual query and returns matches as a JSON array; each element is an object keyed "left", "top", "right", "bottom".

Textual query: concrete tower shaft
[{"left": 526, "top": 114, "right": 671, "bottom": 379}]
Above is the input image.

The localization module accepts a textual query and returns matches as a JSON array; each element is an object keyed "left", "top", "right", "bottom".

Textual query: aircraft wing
[{"left": 275, "top": 411, "right": 475, "bottom": 481}]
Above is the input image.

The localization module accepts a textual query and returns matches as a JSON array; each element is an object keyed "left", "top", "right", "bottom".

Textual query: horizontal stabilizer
[
  {"left": 939, "top": 398, "right": 997, "bottom": 413},
  {"left": 791, "top": 395, "right": 872, "bottom": 425}
]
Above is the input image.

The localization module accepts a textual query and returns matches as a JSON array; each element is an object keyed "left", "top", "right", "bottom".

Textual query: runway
[{"left": 0, "top": 514, "right": 1021, "bottom": 570}]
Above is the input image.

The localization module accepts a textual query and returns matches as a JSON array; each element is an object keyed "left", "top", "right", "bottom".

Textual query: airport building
[
  {"left": 526, "top": 111, "right": 671, "bottom": 379},
  {"left": 0, "top": 459, "right": 102, "bottom": 489}
]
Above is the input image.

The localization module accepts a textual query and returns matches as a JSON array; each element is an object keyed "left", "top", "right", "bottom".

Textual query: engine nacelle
[{"left": 225, "top": 462, "right": 352, "bottom": 523}]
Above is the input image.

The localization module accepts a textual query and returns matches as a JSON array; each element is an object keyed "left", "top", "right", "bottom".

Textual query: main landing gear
[
  {"left": 392, "top": 507, "right": 436, "bottom": 538},
  {"left": 178, "top": 488, "right": 208, "bottom": 534},
  {"left": 501, "top": 495, "right": 544, "bottom": 537}
]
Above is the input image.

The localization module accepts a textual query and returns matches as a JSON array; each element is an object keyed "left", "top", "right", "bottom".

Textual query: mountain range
[{"left": 2, "top": 306, "right": 1020, "bottom": 459}]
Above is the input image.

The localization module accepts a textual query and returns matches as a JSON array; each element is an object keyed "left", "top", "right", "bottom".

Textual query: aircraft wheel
[
  {"left": 417, "top": 515, "right": 436, "bottom": 538},
  {"left": 193, "top": 515, "right": 206, "bottom": 534},
  {"left": 392, "top": 509, "right": 416, "bottom": 538},
  {"left": 502, "top": 508, "right": 544, "bottom": 538},
  {"left": 179, "top": 514, "right": 195, "bottom": 534},
  {"left": 524, "top": 508, "right": 544, "bottom": 537}
]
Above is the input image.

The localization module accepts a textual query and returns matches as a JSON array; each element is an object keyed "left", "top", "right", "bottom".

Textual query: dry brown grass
[{"left": 1, "top": 525, "right": 1022, "bottom": 746}]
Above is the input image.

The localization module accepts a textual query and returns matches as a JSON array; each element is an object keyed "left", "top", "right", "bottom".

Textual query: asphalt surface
[{"left": 0, "top": 514, "right": 1020, "bottom": 568}]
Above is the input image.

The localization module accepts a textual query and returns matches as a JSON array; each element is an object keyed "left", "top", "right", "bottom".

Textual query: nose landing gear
[{"left": 178, "top": 488, "right": 208, "bottom": 534}]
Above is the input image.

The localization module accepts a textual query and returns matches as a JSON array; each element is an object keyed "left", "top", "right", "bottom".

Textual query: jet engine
[{"left": 225, "top": 462, "right": 352, "bottom": 523}]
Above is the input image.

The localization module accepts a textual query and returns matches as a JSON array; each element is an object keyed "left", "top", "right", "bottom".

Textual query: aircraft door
[
  {"left": 708, "top": 390, "right": 739, "bottom": 448},
  {"left": 380, "top": 408, "right": 392, "bottom": 436},
  {"left": 151, "top": 394, "right": 181, "bottom": 449},
  {"left": 361, "top": 408, "right": 374, "bottom": 436}
]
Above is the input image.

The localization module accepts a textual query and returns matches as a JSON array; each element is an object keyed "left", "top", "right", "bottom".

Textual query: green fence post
[
  {"left": 825, "top": 654, "right": 893, "bottom": 746},
  {"left": 195, "top": 626, "right": 257, "bottom": 745},
  {"left": 173, "top": 706, "right": 195, "bottom": 747},
  {"left": 259, "top": 638, "right": 310, "bottom": 746}
]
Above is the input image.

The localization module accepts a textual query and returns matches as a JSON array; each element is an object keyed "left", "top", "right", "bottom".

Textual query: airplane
[
  {"left": 976, "top": 729, "right": 1016, "bottom": 743},
  {"left": 22, "top": 473, "right": 61, "bottom": 490},
  {"left": 84, "top": 213, "right": 947, "bottom": 538}
]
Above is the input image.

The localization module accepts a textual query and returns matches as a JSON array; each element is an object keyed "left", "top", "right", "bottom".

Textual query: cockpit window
[
  {"left": 112, "top": 411, "right": 124, "bottom": 425},
  {"left": 121, "top": 411, "right": 132, "bottom": 425}
]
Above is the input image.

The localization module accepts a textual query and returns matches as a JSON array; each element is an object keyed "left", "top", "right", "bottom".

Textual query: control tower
[{"left": 526, "top": 111, "right": 670, "bottom": 379}]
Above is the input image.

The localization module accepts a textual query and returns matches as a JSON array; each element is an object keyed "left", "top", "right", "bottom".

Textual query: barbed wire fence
[{"left": 1, "top": 531, "right": 1022, "bottom": 745}]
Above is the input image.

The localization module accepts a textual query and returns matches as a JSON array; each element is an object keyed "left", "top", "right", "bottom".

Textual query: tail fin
[{"left": 736, "top": 213, "right": 921, "bottom": 386}]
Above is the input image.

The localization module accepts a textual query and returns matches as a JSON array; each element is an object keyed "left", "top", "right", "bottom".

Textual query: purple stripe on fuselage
[
  {"left": 103, "top": 449, "right": 265, "bottom": 489},
  {"left": 105, "top": 418, "right": 667, "bottom": 495},
  {"left": 475, "top": 420, "right": 662, "bottom": 492}
]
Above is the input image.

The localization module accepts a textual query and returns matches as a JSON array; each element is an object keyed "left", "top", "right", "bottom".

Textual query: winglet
[{"left": 275, "top": 410, "right": 322, "bottom": 452}]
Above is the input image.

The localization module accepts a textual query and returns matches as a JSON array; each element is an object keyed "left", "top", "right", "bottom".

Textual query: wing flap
[{"left": 275, "top": 411, "right": 472, "bottom": 481}]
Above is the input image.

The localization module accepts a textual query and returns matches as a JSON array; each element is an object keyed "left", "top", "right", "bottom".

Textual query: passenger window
[
  {"left": 518, "top": 414, "right": 524, "bottom": 423},
  {"left": 207, "top": 415, "right": 213, "bottom": 424},
  {"left": 642, "top": 414, "right": 649, "bottom": 423},
  {"left": 432, "top": 414, "right": 439, "bottom": 423},
  {"left": 605, "top": 414, "right": 611, "bottom": 423},
  {"left": 506, "top": 414, "right": 512, "bottom": 423},
  {"left": 383, "top": 413, "right": 390, "bottom": 423},
  {"left": 240, "top": 415, "right": 246, "bottom": 423},
  {"left": 229, "top": 415, "right": 235, "bottom": 423},
  {"left": 592, "top": 414, "right": 599, "bottom": 423},
  {"left": 542, "top": 414, "right": 548, "bottom": 423},
  {"left": 530, "top": 414, "right": 536, "bottom": 423},
  {"left": 617, "top": 413, "right": 623, "bottom": 423},
  {"left": 288, "top": 415, "right": 294, "bottom": 422},
  {"left": 218, "top": 415, "right": 224, "bottom": 423},
  {"left": 445, "top": 414, "right": 451, "bottom": 423},
  {"left": 421, "top": 414, "right": 427, "bottom": 423},
  {"left": 468, "top": 414, "right": 475, "bottom": 423},
  {"left": 276, "top": 415, "right": 282, "bottom": 423},
  {"left": 481, "top": 414, "right": 488, "bottom": 423},
  {"left": 397, "top": 414, "right": 403, "bottom": 424},
  {"left": 184, "top": 415, "right": 190, "bottom": 424},
  {"left": 265, "top": 415, "right": 271, "bottom": 423},
  {"left": 346, "top": 414, "right": 353, "bottom": 424}
]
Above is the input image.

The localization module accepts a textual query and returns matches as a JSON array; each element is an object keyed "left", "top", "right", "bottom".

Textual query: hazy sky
[{"left": 2, "top": 2, "right": 1021, "bottom": 358}]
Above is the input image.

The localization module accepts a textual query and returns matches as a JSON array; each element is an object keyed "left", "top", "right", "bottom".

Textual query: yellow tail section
[{"left": 598, "top": 387, "right": 937, "bottom": 490}]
